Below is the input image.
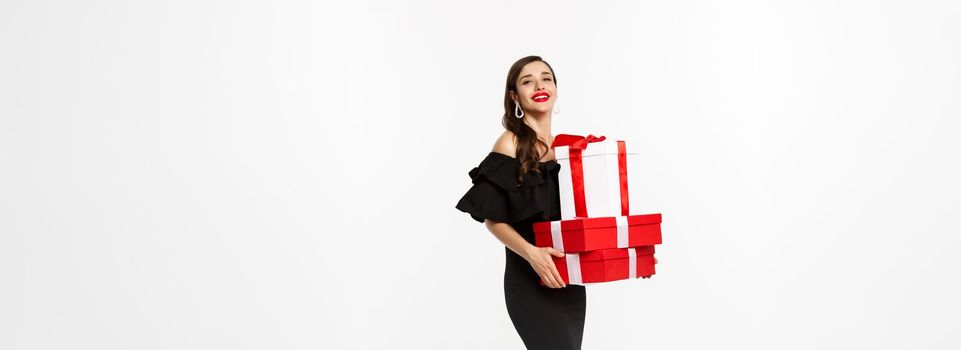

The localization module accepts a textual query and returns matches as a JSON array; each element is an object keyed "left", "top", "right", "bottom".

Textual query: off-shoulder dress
[{"left": 455, "top": 152, "right": 586, "bottom": 350}]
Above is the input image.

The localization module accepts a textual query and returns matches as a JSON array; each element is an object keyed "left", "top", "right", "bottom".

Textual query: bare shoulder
[{"left": 491, "top": 130, "right": 516, "bottom": 157}]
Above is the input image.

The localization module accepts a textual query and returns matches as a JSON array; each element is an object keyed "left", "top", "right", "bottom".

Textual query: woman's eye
[
  {"left": 522, "top": 81, "right": 531, "bottom": 85},
  {"left": 545, "top": 78, "right": 552, "bottom": 81}
]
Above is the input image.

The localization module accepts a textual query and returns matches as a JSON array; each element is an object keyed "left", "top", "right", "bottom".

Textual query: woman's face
[{"left": 512, "top": 61, "right": 557, "bottom": 115}]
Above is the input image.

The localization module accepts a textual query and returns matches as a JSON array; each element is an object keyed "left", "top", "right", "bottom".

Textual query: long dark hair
[{"left": 502, "top": 55, "right": 557, "bottom": 185}]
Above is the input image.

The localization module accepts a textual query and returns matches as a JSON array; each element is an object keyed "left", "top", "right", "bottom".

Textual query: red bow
[{"left": 551, "top": 134, "right": 607, "bottom": 150}]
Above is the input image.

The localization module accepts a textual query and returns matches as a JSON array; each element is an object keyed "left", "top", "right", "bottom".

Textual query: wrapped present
[
  {"left": 550, "top": 246, "right": 657, "bottom": 285},
  {"left": 533, "top": 213, "right": 662, "bottom": 253},
  {"left": 552, "top": 134, "right": 639, "bottom": 219}
]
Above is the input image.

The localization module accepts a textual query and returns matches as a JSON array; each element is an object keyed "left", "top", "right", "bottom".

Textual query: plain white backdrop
[{"left": 2, "top": 1, "right": 960, "bottom": 349}]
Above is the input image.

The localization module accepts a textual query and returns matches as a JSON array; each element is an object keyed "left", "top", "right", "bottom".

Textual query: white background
[{"left": 2, "top": 1, "right": 960, "bottom": 349}]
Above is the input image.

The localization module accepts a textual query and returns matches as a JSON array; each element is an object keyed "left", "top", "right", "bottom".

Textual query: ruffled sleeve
[{"left": 455, "top": 152, "right": 560, "bottom": 224}]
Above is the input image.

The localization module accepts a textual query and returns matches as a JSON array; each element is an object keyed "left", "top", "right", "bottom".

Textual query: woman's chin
[{"left": 530, "top": 106, "right": 553, "bottom": 114}]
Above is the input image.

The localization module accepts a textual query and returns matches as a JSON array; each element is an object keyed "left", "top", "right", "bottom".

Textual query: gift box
[
  {"left": 552, "top": 246, "right": 657, "bottom": 285},
  {"left": 552, "top": 134, "right": 639, "bottom": 219},
  {"left": 540, "top": 134, "right": 664, "bottom": 287},
  {"left": 533, "top": 213, "right": 662, "bottom": 253}
]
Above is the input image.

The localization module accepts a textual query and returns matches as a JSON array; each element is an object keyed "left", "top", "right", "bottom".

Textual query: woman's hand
[
  {"left": 482, "top": 219, "right": 568, "bottom": 288},
  {"left": 524, "top": 246, "right": 567, "bottom": 288}
]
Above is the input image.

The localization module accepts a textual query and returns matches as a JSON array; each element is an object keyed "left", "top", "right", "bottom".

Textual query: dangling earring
[
  {"left": 553, "top": 99, "right": 560, "bottom": 114},
  {"left": 514, "top": 100, "right": 525, "bottom": 118}
]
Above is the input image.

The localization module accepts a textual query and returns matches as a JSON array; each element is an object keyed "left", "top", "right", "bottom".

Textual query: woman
[{"left": 455, "top": 56, "right": 586, "bottom": 349}]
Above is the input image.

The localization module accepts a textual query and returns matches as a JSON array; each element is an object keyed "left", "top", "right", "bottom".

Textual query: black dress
[{"left": 455, "top": 152, "right": 587, "bottom": 350}]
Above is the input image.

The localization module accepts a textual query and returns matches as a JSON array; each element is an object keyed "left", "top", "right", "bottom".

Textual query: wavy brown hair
[{"left": 502, "top": 55, "right": 557, "bottom": 186}]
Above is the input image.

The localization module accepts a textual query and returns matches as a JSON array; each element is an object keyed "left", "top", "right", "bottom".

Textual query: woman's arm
[{"left": 484, "top": 219, "right": 567, "bottom": 288}]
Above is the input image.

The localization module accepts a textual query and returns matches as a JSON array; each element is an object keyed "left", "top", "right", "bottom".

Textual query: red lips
[{"left": 532, "top": 91, "right": 550, "bottom": 102}]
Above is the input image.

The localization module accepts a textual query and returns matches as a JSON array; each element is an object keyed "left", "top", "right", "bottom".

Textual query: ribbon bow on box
[
  {"left": 551, "top": 134, "right": 607, "bottom": 150},
  {"left": 551, "top": 134, "right": 630, "bottom": 218}
]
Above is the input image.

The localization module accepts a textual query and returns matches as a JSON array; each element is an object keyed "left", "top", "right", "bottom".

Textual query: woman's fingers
[
  {"left": 540, "top": 260, "right": 564, "bottom": 288},
  {"left": 528, "top": 247, "right": 568, "bottom": 288},
  {"left": 547, "top": 247, "right": 565, "bottom": 258},
  {"left": 540, "top": 272, "right": 558, "bottom": 288},
  {"left": 548, "top": 261, "right": 566, "bottom": 288},
  {"left": 536, "top": 260, "right": 559, "bottom": 288},
  {"left": 538, "top": 270, "right": 553, "bottom": 288},
  {"left": 542, "top": 270, "right": 561, "bottom": 288}
]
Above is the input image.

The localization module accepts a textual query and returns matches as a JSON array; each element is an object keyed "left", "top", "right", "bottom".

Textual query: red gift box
[
  {"left": 549, "top": 246, "right": 657, "bottom": 285},
  {"left": 533, "top": 213, "right": 662, "bottom": 253}
]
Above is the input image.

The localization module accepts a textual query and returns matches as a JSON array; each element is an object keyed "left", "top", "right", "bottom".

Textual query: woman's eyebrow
[{"left": 519, "top": 71, "right": 553, "bottom": 79}]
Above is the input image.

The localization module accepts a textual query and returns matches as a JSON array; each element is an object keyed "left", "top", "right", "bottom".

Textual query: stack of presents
[{"left": 534, "top": 134, "right": 663, "bottom": 285}]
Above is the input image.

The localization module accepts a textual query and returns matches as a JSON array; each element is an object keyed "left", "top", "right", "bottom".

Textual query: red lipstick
[{"left": 532, "top": 92, "right": 550, "bottom": 102}]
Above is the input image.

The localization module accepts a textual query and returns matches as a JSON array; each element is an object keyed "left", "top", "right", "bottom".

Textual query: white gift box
[{"left": 554, "top": 136, "right": 639, "bottom": 219}]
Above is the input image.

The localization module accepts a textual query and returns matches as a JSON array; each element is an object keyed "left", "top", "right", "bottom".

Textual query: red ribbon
[
  {"left": 551, "top": 134, "right": 631, "bottom": 218},
  {"left": 617, "top": 141, "right": 629, "bottom": 216},
  {"left": 551, "top": 134, "right": 607, "bottom": 151}
]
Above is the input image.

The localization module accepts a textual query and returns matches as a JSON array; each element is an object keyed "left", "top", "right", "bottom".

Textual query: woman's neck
[
  {"left": 524, "top": 113, "right": 553, "bottom": 143},
  {"left": 524, "top": 113, "right": 554, "bottom": 160}
]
